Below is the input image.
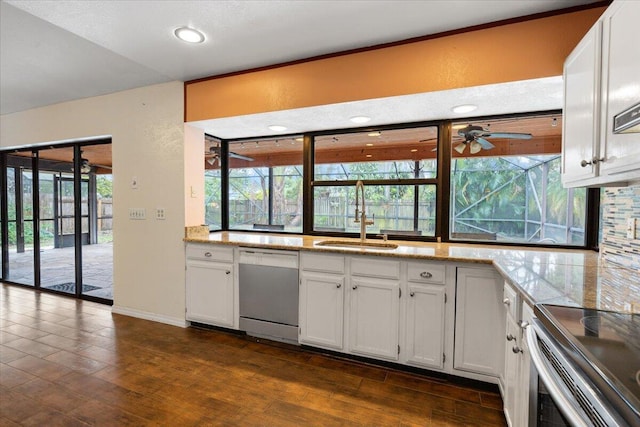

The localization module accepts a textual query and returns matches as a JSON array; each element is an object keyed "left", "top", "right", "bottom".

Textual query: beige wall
[{"left": 0, "top": 81, "right": 189, "bottom": 325}]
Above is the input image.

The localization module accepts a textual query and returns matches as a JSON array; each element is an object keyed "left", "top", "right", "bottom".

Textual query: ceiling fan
[
  {"left": 71, "top": 156, "right": 111, "bottom": 173},
  {"left": 454, "top": 124, "right": 532, "bottom": 154},
  {"left": 205, "top": 145, "right": 254, "bottom": 166}
]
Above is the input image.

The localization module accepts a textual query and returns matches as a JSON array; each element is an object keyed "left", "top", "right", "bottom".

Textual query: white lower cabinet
[
  {"left": 503, "top": 314, "right": 520, "bottom": 427},
  {"left": 405, "top": 283, "right": 446, "bottom": 369},
  {"left": 349, "top": 276, "right": 400, "bottom": 360},
  {"left": 517, "top": 304, "right": 534, "bottom": 427},
  {"left": 186, "top": 259, "right": 235, "bottom": 328},
  {"left": 299, "top": 272, "right": 344, "bottom": 350},
  {"left": 454, "top": 267, "right": 505, "bottom": 378}
]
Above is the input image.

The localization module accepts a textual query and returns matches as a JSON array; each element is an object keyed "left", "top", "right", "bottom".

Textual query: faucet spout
[{"left": 354, "top": 180, "right": 373, "bottom": 242}]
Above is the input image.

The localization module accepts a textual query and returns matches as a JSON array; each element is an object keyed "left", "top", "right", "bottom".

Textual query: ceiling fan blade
[
  {"left": 484, "top": 132, "right": 532, "bottom": 139},
  {"left": 475, "top": 137, "right": 495, "bottom": 150},
  {"left": 229, "top": 151, "right": 254, "bottom": 162}
]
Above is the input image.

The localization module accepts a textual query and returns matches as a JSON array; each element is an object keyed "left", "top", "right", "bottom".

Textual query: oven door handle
[{"left": 525, "top": 322, "right": 591, "bottom": 427}]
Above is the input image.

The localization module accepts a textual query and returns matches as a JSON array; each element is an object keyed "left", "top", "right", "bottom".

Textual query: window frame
[{"left": 206, "top": 110, "right": 601, "bottom": 251}]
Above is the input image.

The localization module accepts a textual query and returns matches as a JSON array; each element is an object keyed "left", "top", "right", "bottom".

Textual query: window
[
  {"left": 449, "top": 114, "right": 587, "bottom": 245},
  {"left": 312, "top": 126, "right": 438, "bottom": 237},
  {"left": 225, "top": 136, "right": 303, "bottom": 232}
]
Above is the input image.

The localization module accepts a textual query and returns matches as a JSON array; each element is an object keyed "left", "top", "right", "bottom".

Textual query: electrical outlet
[
  {"left": 156, "top": 208, "right": 166, "bottom": 220},
  {"left": 627, "top": 218, "right": 636, "bottom": 239},
  {"left": 129, "top": 208, "right": 146, "bottom": 220}
]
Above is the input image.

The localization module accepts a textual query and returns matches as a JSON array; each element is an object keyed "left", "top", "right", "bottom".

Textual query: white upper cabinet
[
  {"left": 562, "top": 22, "right": 602, "bottom": 186},
  {"left": 562, "top": 0, "right": 640, "bottom": 187},
  {"left": 598, "top": 0, "right": 640, "bottom": 180}
]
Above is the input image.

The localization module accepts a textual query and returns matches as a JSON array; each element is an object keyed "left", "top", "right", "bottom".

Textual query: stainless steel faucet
[{"left": 354, "top": 180, "right": 374, "bottom": 242}]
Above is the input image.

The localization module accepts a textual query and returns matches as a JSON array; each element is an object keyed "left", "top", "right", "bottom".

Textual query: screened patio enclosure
[{"left": 450, "top": 155, "right": 586, "bottom": 245}]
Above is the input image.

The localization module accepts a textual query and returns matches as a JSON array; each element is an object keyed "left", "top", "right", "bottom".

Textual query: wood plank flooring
[{"left": 1, "top": 283, "right": 507, "bottom": 426}]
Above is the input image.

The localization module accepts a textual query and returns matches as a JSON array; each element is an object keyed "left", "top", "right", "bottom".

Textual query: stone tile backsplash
[{"left": 600, "top": 184, "right": 640, "bottom": 270}]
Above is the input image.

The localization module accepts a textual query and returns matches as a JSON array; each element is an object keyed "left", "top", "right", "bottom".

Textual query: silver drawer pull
[
  {"left": 420, "top": 271, "right": 432, "bottom": 279},
  {"left": 503, "top": 298, "right": 510, "bottom": 306},
  {"left": 352, "top": 285, "right": 358, "bottom": 290},
  {"left": 506, "top": 334, "right": 515, "bottom": 341},
  {"left": 204, "top": 252, "right": 212, "bottom": 257},
  {"left": 225, "top": 271, "right": 231, "bottom": 275},
  {"left": 512, "top": 346, "right": 522, "bottom": 354},
  {"left": 336, "top": 284, "right": 342, "bottom": 289},
  {"left": 410, "top": 291, "right": 415, "bottom": 297}
]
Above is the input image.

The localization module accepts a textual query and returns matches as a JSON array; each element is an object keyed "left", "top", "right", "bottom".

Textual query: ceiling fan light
[
  {"left": 470, "top": 141, "right": 482, "bottom": 154},
  {"left": 454, "top": 143, "right": 467, "bottom": 154},
  {"left": 268, "top": 125, "right": 287, "bottom": 132}
]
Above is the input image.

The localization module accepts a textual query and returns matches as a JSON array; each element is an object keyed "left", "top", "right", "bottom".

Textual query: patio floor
[{"left": 3, "top": 242, "right": 113, "bottom": 300}]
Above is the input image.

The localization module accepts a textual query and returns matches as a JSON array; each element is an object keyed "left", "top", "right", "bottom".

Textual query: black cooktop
[{"left": 536, "top": 304, "right": 640, "bottom": 425}]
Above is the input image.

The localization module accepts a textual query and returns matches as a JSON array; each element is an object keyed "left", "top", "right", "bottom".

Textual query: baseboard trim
[{"left": 111, "top": 305, "right": 188, "bottom": 328}]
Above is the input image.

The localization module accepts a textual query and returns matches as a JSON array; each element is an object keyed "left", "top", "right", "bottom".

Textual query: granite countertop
[{"left": 185, "top": 230, "right": 640, "bottom": 314}]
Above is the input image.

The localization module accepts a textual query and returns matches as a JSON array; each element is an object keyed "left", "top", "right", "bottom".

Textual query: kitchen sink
[{"left": 314, "top": 239, "right": 399, "bottom": 250}]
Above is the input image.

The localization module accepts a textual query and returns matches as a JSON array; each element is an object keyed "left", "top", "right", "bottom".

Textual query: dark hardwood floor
[{"left": 1, "top": 283, "right": 506, "bottom": 426}]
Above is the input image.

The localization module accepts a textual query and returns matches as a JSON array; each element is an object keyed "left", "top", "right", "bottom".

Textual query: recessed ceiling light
[
  {"left": 350, "top": 116, "right": 371, "bottom": 124},
  {"left": 366, "top": 154, "right": 373, "bottom": 158},
  {"left": 268, "top": 125, "right": 287, "bottom": 132},
  {"left": 174, "top": 27, "right": 205, "bottom": 43},
  {"left": 367, "top": 132, "right": 381, "bottom": 137},
  {"left": 451, "top": 104, "right": 478, "bottom": 114},
  {"left": 295, "top": 137, "right": 303, "bottom": 142},
  {"left": 452, "top": 124, "right": 468, "bottom": 130},
  {"left": 366, "top": 143, "right": 374, "bottom": 147},
  {"left": 410, "top": 149, "right": 418, "bottom": 152}
]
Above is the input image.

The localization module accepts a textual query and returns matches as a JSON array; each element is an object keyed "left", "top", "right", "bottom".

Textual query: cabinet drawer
[
  {"left": 407, "top": 263, "right": 445, "bottom": 284},
  {"left": 186, "top": 244, "right": 234, "bottom": 262},
  {"left": 503, "top": 281, "right": 520, "bottom": 320},
  {"left": 351, "top": 257, "right": 400, "bottom": 280},
  {"left": 300, "top": 252, "right": 344, "bottom": 274}
]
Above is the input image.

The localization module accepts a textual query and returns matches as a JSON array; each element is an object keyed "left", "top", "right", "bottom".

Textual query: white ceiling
[{"left": 0, "top": 0, "right": 598, "bottom": 137}]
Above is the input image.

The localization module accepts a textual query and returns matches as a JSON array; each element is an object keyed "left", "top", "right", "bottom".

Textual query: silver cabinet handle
[
  {"left": 204, "top": 252, "right": 212, "bottom": 257},
  {"left": 503, "top": 298, "right": 510, "bottom": 306},
  {"left": 420, "top": 272, "right": 432, "bottom": 279},
  {"left": 506, "top": 334, "right": 515, "bottom": 341},
  {"left": 519, "top": 321, "right": 529, "bottom": 330},
  {"left": 512, "top": 346, "right": 522, "bottom": 354},
  {"left": 410, "top": 291, "right": 415, "bottom": 297},
  {"left": 352, "top": 285, "right": 358, "bottom": 290},
  {"left": 581, "top": 157, "right": 605, "bottom": 167},
  {"left": 225, "top": 271, "right": 231, "bottom": 275},
  {"left": 336, "top": 284, "right": 342, "bottom": 289}
]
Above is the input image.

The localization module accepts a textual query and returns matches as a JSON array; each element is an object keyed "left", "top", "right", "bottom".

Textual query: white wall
[{"left": 0, "top": 81, "right": 189, "bottom": 326}]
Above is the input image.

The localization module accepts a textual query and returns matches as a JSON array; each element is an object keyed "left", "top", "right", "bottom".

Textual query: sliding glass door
[{"left": 1, "top": 140, "right": 113, "bottom": 303}]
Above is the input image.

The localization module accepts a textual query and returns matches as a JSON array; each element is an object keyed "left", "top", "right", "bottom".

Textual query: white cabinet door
[
  {"left": 186, "top": 260, "right": 235, "bottom": 327},
  {"left": 562, "top": 22, "right": 602, "bottom": 187},
  {"left": 349, "top": 277, "right": 400, "bottom": 361},
  {"left": 598, "top": 1, "right": 640, "bottom": 179},
  {"left": 454, "top": 267, "right": 505, "bottom": 377},
  {"left": 503, "top": 315, "right": 520, "bottom": 427},
  {"left": 299, "top": 272, "right": 344, "bottom": 350},
  {"left": 405, "top": 283, "right": 445, "bottom": 369},
  {"left": 517, "top": 304, "right": 534, "bottom": 427}
]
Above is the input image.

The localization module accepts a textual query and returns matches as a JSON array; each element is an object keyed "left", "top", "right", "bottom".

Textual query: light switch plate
[{"left": 627, "top": 218, "right": 636, "bottom": 239}]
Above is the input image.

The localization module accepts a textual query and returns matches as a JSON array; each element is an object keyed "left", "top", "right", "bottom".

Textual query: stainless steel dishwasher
[{"left": 238, "top": 248, "right": 299, "bottom": 344}]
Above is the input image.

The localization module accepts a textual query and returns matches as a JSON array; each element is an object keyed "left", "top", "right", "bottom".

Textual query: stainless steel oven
[{"left": 526, "top": 305, "right": 640, "bottom": 427}]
